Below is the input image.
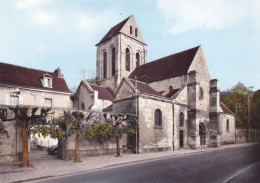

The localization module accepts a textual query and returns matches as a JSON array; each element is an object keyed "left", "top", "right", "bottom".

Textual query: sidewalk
[{"left": 0, "top": 143, "right": 258, "bottom": 183}]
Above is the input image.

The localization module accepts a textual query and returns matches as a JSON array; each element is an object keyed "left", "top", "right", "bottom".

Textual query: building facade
[
  {"left": 75, "top": 15, "right": 235, "bottom": 154},
  {"left": 0, "top": 63, "right": 72, "bottom": 165}
]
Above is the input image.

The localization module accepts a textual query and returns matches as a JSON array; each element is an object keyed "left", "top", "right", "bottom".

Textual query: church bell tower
[{"left": 95, "top": 15, "right": 147, "bottom": 92}]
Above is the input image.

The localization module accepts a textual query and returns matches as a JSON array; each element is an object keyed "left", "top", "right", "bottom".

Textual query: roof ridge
[
  {"left": 0, "top": 62, "right": 57, "bottom": 77},
  {"left": 96, "top": 16, "right": 131, "bottom": 45},
  {"left": 144, "top": 45, "right": 200, "bottom": 67}
]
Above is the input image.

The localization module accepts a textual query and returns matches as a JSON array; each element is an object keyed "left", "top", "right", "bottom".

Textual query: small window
[
  {"left": 155, "top": 109, "right": 162, "bottom": 127},
  {"left": 130, "top": 26, "right": 132, "bottom": 34},
  {"left": 199, "top": 87, "right": 204, "bottom": 100},
  {"left": 226, "top": 119, "right": 229, "bottom": 132},
  {"left": 10, "top": 96, "right": 19, "bottom": 105},
  {"left": 125, "top": 48, "right": 130, "bottom": 71},
  {"left": 44, "top": 77, "right": 52, "bottom": 88},
  {"left": 45, "top": 98, "right": 52, "bottom": 107},
  {"left": 135, "top": 28, "right": 138, "bottom": 37},
  {"left": 112, "top": 47, "right": 116, "bottom": 76},
  {"left": 81, "top": 103, "right": 85, "bottom": 110},
  {"left": 103, "top": 52, "right": 107, "bottom": 79},
  {"left": 136, "top": 52, "right": 140, "bottom": 67},
  {"left": 180, "top": 112, "right": 184, "bottom": 127},
  {"left": 169, "top": 86, "right": 173, "bottom": 92}
]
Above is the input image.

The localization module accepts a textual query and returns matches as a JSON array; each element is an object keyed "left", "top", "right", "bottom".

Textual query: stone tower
[{"left": 95, "top": 15, "right": 147, "bottom": 92}]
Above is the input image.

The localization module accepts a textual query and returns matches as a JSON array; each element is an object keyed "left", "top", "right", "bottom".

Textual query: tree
[
  {"left": 251, "top": 90, "right": 260, "bottom": 129},
  {"left": 104, "top": 113, "right": 138, "bottom": 157},
  {"left": 80, "top": 68, "right": 96, "bottom": 84},
  {"left": 0, "top": 108, "right": 10, "bottom": 138},
  {"left": 5, "top": 106, "right": 52, "bottom": 168},
  {"left": 221, "top": 82, "right": 253, "bottom": 128},
  {"left": 85, "top": 121, "right": 113, "bottom": 149}
]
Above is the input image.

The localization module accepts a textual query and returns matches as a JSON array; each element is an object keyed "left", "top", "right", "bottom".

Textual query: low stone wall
[{"left": 235, "top": 128, "right": 260, "bottom": 144}]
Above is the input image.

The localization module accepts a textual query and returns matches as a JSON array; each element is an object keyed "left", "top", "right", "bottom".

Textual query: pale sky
[{"left": 0, "top": 0, "right": 259, "bottom": 91}]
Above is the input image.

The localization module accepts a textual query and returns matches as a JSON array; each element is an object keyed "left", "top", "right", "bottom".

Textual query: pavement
[{"left": 0, "top": 143, "right": 259, "bottom": 183}]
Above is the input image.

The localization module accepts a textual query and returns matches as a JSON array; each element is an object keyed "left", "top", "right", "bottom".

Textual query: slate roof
[
  {"left": 90, "top": 84, "right": 113, "bottom": 101},
  {"left": 220, "top": 103, "right": 234, "bottom": 115},
  {"left": 165, "top": 88, "right": 179, "bottom": 98},
  {"left": 129, "top": 46, "right": 200, "bottom": 83},
  {"left": 96, "top": 16, "right": 131, "bottom": 45},
  {"left": 130, "top": 79, "right": 162, "bottom": 97},
  {"left": 0, "top": 62, "right": 70, "bottom": 93}
]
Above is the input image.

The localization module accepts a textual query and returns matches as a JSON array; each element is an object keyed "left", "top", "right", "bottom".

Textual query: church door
[
  {"left": 199, "top": 123, "right": 206, "bottom": 147},
  {"left": 180, "top": 130, "right": 184, "bottom": 148}
]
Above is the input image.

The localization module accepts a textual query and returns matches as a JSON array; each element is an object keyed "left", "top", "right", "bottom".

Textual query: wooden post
[
  {"left": 116, "top": 136, "right": 120, "bottom": 157},
  {"left": 75, "top": 133, "right": 79, "bottom": 163},
  {"left": 22, "top": 118, "right": 29, "bottom": 167}
]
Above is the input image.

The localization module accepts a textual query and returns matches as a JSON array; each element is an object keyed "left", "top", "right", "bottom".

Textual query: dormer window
[
  {"left": 41, "top": 74, "right": 53, "bottom": 88},
  {"left": 44, "top": 77, "right": 52, "bottom": 88}
]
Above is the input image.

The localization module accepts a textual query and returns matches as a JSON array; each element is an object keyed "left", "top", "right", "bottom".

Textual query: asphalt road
[{"left": 36, "top": 144, "right": 260, "bottom": 183}]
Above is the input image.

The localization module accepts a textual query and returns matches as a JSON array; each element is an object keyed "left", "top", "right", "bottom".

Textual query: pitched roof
[
  {"left": 96, "top": 16, "right": 131, "bottom": 45},
  {"left": 165, "top": 88, "right": 179, "bottom": 98},
  {"left": 129, "top": 46, "right": 200, "bottom": 83},
  {"left": 0, "top": 62, "right": 70, "bottom": 93},
  {"left": 90, "top": 84, "right": 113, "bottom": 101},
  {"left": 129, "top": 79, "right": 162, "bottom": 97},
  {"left": 220, "top": 103, "right": 234, "bottom": 115}
]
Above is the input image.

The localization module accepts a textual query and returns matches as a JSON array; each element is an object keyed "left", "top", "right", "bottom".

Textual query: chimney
[{"left": 54, "top": 67, "right": 64, "bottom": 78}]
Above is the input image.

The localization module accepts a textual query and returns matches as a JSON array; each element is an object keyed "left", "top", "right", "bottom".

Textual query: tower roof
[
  {"left": 96, "top": 16, "right": 131, "bottom": 45},
  {"left": 129, "top": 46, "right": 200, "bottom": 83}
]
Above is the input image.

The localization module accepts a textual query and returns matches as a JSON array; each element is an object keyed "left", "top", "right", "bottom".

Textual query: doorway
[
  {"left": 180, "top": 130, "right": 184, "bottom": 148},
  {"left": 199, "top": 123, "right": 206, "bottom": 147}
]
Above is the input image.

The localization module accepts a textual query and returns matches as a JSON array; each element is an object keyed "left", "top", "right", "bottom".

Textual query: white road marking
[{"left": 221, "top": 162, "right": 260, "bottom": 183}]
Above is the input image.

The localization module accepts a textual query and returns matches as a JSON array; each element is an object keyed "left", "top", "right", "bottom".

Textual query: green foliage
[
  {"left": 30, "top": 111, "right": 85, "bottom": 140},
  {"left": 251, "top": 90, "right": 260, "bottom": 129},
  {"left": 84, "top": 114, "right": 138, "bottom": 145},
  {"left": 220, "top": 82, "right": 258, "bottom": 128},
  {"left": 0, "top": 121, "right": 9, "bottom": 138},
  {"left": 85, "top": 122, "right": 113, "bottom": 145}
]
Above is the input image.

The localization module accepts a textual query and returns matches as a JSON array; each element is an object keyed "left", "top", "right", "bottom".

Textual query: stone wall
[
  {"left": 235, "top": 128, "right": 260, "bottom": 144},
  {"left": 58, "top": 111, "right": 129, "bottom": 160},
  {"left": 138, "top": 96, "right": 173, "bottom": 153},
  {"left": 148, "top": 75, "right": 187, "bottom": 94},
  {"left": 220, "top": 113, "right": 236, "bottom": 144},
  {"left": 0, "top": 109, "right": 23, "bottom": 166}
]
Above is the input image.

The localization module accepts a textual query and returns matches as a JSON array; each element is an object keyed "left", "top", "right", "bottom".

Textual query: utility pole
[
  {"left": 248, "top": 94, "right": 250, "bottom": 143},
  {"left": 135, "top": 75, "right": 138, "bottom": 154}
]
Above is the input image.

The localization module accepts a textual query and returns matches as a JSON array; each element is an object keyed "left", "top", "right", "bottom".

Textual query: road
[{"left": 36, "top": 144, "right": 260, "bottom": 183}]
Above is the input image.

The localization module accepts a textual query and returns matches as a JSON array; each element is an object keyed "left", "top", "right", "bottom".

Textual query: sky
[{"left": 0, "top": 0, "right": 260, "bottom": 91}]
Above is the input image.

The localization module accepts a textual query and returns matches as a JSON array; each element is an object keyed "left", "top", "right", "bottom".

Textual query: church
[{"left": 74, "top": 15, "right": 235, "bottom": 152}]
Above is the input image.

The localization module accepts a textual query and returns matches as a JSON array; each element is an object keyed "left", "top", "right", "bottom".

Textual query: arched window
[
  {"left": 130, "top": 26, "right": 132, "bottom": 34},
  {"left": 180, "top": 112, "right": 184, "bottom": 127},
  {"left": 226, "top": 119, "right": 229, "bottom": 132},
  {"left": 81, "top": 103, "right": 85, "bottom": 110},
  {"left": 199, "top": 87, "right": 204, "bottom": 100},
  {"left": 125, "top": 48, "right": 130, "bottom": 71},
  {"left": 155, "top": 109, "right": 162, "bottom": 127},
  {"left": 135, "top": 28, "right": 138, "bottom": 37},
  {"left": 103, "top": 52, "right": 107, "bottom": 79},
  {"left": 169, "top": 85, "right": 173, "bottom": 92},
  {"left": 136, "top": 52, "right": 140, "bottom": 67},
  {"left": 112, "top": 47, "right": 116, "bottom": 76}
]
